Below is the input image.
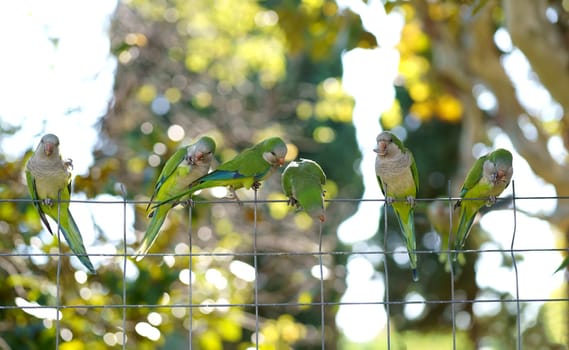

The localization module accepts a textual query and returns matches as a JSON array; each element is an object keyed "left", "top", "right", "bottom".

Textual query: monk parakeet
[
  {"left": 374, "top": 131, "right": 420, "bottom": 282},
  {"left": 453, "top": 148, "right": 513, "bottom": 262},
  {"left": 25, "top": 134, "right": 95, "bottom": 273},
  {"left": 154, "top": 137, "right": 287, "bottom": 207},
  {"left": 135, "top": 136, "right": 216, "bottom": 260},
  {"left": 282, "top": 158, "right": 327, "bottom": 222}
]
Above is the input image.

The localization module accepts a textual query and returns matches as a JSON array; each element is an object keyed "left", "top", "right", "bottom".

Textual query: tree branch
[
  {"left": 504, "top": 0, "right": 569, "bottom": 112},
  {"left": 464, "top": 5, "right": 569, "bottom": 189}
]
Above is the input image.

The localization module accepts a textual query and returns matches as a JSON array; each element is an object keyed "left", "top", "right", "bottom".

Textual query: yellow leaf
[
  {"left": 267, "top": 192, "right": 289, "bottom": 220},
  {"left": 436, "top": 94, "right": 463, "bottom": 122},
  {"left": 199, "top": 330, "right": 222, "bottom": 350},
  {"left": 60, "top": 340, "right": 85, "bottom": 350},
  {"left": 408, "top": 81, "right": 430, "bottom": 102},
  {"left": 136, "top": 84, "right": 156, "bottom": 104},
  {"left": 217, "top": 318, "right": 242, "bottom": 342},
  {"left": 382, "top": 100, "right": 403, "bottom": 129},
  {"left": 296, "top": 101, "right": 313, "bottom": 120},
  {"left": 398, "top": 56, "right": 430, "bottom": 81},
  {"left": 294, "top": 212, "right": 313, "bottom": 230},
  {"left": 313, "top": 126, "right": 335, "bottom": 143},
  {"left": 410, "top": 101, "right": 434, "bottom": 121},
  {"left": 165, "top": 88, "right": 182, "bottom": 103},
  {"left": 297, "top": 291, "right": 312, "bottom": 310}
]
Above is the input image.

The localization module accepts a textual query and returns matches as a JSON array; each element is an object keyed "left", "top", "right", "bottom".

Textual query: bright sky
[
  {"left": 0, "top": 0, "right": 565, "bottom": 345},
  {"left": 0, "top": 0, "right": 139, "bottom": 275}
]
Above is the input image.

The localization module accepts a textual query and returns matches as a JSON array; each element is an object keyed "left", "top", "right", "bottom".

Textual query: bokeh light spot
[
  {"left": 167, "top": 124, "right": 185, "bottom": 141},
  {"left": 313, "top": 126, "right": 335, "bottom": 143}
]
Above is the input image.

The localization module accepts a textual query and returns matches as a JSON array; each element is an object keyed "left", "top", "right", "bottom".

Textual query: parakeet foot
[
  {"left": 251, "top": 181, "right": 262, "bottom": 191},
  {"left": 225, "top": 188, "right": 243, "bottom": 206},
  {"left": 385, "top": 196, "right": 395, "bottom": 205},
  {"left": 451, "top": 250, "right": 459, "bottom": 262},
  {"left": 180, "top": 198, "right": 195, "bottom": 208},
  {"left": 287, "top": 197, "right": 299, "bottom": 207},
  {"left": 485, "top": 195, "right": 497, "bottom": 207},
  {"left": 63, "top": 158, "right": 73, "bottom": 170},
  {"left": 42, "top": 198, "right": 54, "bottom": 206},
  {"left": 406, "top": 195, "right": 416, "bottom": 207}
]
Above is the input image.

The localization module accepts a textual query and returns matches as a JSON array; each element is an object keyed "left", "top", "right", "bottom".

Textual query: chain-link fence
[{"left": 0, "top": 181, "right": 567, "bottom": 349}]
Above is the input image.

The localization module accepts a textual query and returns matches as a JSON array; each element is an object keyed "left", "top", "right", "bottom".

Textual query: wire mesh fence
[{"left": 0, "top": 180, "right": 568, "bottom": 349}]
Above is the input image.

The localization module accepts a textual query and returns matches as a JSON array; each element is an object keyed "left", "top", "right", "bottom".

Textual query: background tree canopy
[{"left": 0, "top": 0, "right": 568, "bottom": 349}]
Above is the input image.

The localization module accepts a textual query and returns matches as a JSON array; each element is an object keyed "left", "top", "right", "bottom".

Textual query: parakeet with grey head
[
  {"left": 25, "top": 134, "right": 95, "bottom": 273},
  {"left": 282, "top": 158, "right": 327, "bottom": 222},
  {"left": 135, "top": 136, "right": 216, "bottom": 260},
  {"left": 153, "top": 137, "right": 287, "bottom": 207},
  {"left": 453, "top": 148, "right": 513, "bottom": 262},
  {"left": 374, "top": 131, "right": 420, "bottom": 282}
]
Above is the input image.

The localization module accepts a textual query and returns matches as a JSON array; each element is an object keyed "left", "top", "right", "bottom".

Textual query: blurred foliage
[
  {"left": 1, "top": 0, "right": 367, "bottom": 349},
  {"left": 1, "top": 0, "right": 568, "bottom": 349}
]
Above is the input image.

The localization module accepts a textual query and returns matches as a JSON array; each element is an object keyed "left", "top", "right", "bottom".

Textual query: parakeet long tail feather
[
  {"left": 58, "top": 211, "right": 96, "bottom": 274},
  {"left": 394, "top": 205, "right": 419, "bottom": 282},
  {"left": 452, "top": 207, "right": 476, "bottom": 262},
  {"left": 135, "top": 205, "right": 170, "bottom": 261},
  {"left": 152, "top": 188, "right": 194, "bottom": 210}
]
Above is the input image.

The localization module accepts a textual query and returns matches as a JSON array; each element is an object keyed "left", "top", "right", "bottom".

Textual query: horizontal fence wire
[{"left": 1, "top": 182, "right": 568, "bottom": 349}]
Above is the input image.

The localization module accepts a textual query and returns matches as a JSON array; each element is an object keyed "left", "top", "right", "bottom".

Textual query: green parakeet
[
  {"left": 154, "top": 137, "right": 287, "bottom": 207},
  {"left": 453, "top": 148, "right": 513, "bottom": 262},
  {"left": 281, "top": 158, "right": 327, "bottom": 222},
  {"left": 135, "top": 136, "right": 216, "bottom": 260},
  {"left": 374, "top": 131, "right": 420, "bottom": 282},
  {"left": 25, "top": 134, "right": 95, "bottom": 273}
]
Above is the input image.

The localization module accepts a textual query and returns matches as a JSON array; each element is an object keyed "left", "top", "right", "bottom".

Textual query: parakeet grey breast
[
  {"left": 26, "top": 155, "right": 70, "bottom": 199},
  {"left": 375, "top": 149, "right": 416, "bottom": 195}
]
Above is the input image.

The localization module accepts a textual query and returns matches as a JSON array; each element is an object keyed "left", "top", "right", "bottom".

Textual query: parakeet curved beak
[
  {"left": 44, "top": 142, "right": 55, "bottom": 156},
  {"left": 495, "top": 169, "right": 507, "bottom": 183},
  {"left": 188, "top": 151, "right": 204, "bottom": 165},
  {"left": 373, "top": 141, "right": 387, "bottom": 156},
  {"left": 277, "top": 157, "right": 285, "bottom": 166}
]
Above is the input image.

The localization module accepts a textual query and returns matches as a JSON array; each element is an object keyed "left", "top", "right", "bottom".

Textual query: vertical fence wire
[
  {"left": 318, "top": 221, "right": 325, "bottom": 349},
  {"left": 510, "top": 181, "right": 522, "bottom": 350},
  {"left": 120, "top": 184, "right": 128, "bottom": 349},
  {"left": 382, "top": 193, "right": 391, "bottom": 350},
  {"left": 55, "top": 193, "right": 63, "bottom": 350},
  {"left": 253, "top": 190, "right": 260, "bottom": 349},
  {"left": 188, "top": 204, "right": 194, "bottom": 350},
  {"left": 447, "top": 181, "right": 457, "bottom": 350}
]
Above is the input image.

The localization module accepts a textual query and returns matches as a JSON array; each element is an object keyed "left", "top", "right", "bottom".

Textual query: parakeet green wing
[
  {"left": 26, "top": 169, "right": 53, "bottom": 234},
  {"left": 146, "top": 147, "right": 188, "bottom": 211}
]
